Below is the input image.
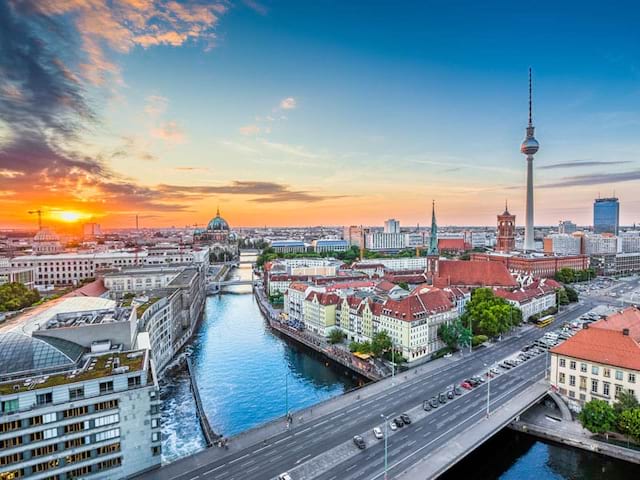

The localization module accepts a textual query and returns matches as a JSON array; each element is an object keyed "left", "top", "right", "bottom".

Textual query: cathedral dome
[{"left": 207, "top": 208, "right": 229, "bottom": 231}]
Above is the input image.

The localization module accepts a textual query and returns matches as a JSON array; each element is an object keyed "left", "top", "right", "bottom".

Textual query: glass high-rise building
[{"left": 593, "top": 197, "right": 620, "bottom": 235}]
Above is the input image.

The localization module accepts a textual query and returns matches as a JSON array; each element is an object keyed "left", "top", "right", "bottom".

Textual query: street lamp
[
  {"left": 484, "top": 362, "right": 492, "bottom": 417},
  {"left": 380, "top": 414, "right": 388, "bottom": 480}
]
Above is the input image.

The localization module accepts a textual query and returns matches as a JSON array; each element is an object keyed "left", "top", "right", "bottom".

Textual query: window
[
  {"left": 615, "top": 384, "right": 623, "bottom": 396},
  {"left": 95, "top": 399, "right": 119, "bottom": 411},
  {"left": 151, "top": 418, "right": 159, "bottom": 428},
  {"left": 0, "top": 452, "right": 22, "bottom": 466},
  {"left": 36, "top": 392, "right": 53, "bottom": 406},
  {"left": 43, "top": 428, "right": 57, "bottom": 440},
  {"left": 569, "top": 375, "right": 576, "bottom": 387},
  {"left": 63, "top": 422, "right": 84, "bottom": 434},
  {"left": 569, "top": 390, "right": 575, "bottom": 398},
  {"left": 569, "top": 361, "right": 576, "bottom": 370},
  {"left": 592, "top": 366, "right": 599, "bottom": 375},
  {"left": 31, "top": 444, "right": 57, "bottom": 458},
  {"left": 65, "top": 437, "right": 86, "bottom": 449},
  {"left": 580, "top": 363, "right": 587, "bottom": 373},
  {"left": 591, "top": 379, "right": 598, "bottom": 393},
  {"left": 559, "top": 373, "right": 565, "bottom": 384},
  {"left": 615, "top": 370, "right": 624, "bottom": 381},
  {"left": 603, "top": 368, "right": 611, "bottom": 378},
  {"left": 152, "top": 432, "right": 161, "bottom": 442},
  {"left": 69, "top": 387, "right": 84, "bottom": 400},
  {"left": 603, "top": 382, "right": 610, "bottom": 396},
  {"left": 0, "top": 436, "right": 22, "bottom": 450},
  {"left": 95, "top": 428, "right": 120, "bottom": 442},
  {"left": 63, "top": 406, "right": 88, "bottom": 418},
  {"left": 95, "top": 414, "right": 119, "bottom": 427},
  {"left": 65, "top": 450, "right": 91, "bottom": 464},
  {"left": 559, "top": 358, "right": 566, "bottom": 368},
  {"left": 152, "top": 445, "right": 162, "bottom": 456},
  {"left": 579, "top": 393, "right": 586, "bottom": 401},
  {"left": 43, "top": 412, "right": 56, "bottom": 424},
  {"left": 0, "top": 420, "right": 21, "bottom": 434},
  {"left": 99, "top": 381, "right": 114, "bottom": 394},
  {"left": 629, "top": 373, "right": 636, "bottom": 384},
  {"left": 579, "top": 377, "right": 587, "bottom": 390},
  {"left": 97, "top": 443, "right": 121, "bottom": 456},
  {"left": 128, "top": 376, "right": 141, "bottom": 388},
  {"left": 1, "top": 400, "right": 19, "bottom": 415},
  {"left": 97, "top": 457, "right": 122, "bottom": 471}
]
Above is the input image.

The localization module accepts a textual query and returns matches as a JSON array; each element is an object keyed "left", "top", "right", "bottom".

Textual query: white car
[
  {"left": 389, "top": 421, "right": 397, "bottom": 431},
  {"left": 373, "top": 427, "right": 384, "bottom": 439},
  {"left": 278, "top": 474, "right": 293, "bottom": 480}
]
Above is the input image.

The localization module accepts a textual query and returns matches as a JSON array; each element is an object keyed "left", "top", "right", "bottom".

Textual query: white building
[
  {"left": 544, "top": 234, "right": 582, "bottom": 256},
  {"left": 365, "top": 232, "right": 405, "bottom": 251},
  {"left": 0, "top": 333, "right": 162, "bottom": 479},
  {"left": 359, "top": 257, "right": 428, "bottom": 271},
  {"left": 384, "top": 219, "right": 400, "bottom": 234},
  {"left": 312, "top": 239, "right": 349, "bottom": 253},
  {"left": 621, "top": 232, "right": 640, "bottom": 253},
  {"left": 404, "top": 233, "right": 425, "bottom": 248},
  {"left": 270, "top": 240, "right": 306, "bottom": 253},
  {"left": 494, "top": 279, "right": 558, "bottom": 321},
  {"left": 584, "top": 234, "right": 621, "bottom": 255}
]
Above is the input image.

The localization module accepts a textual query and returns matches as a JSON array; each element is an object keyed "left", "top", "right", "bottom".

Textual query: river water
[
  {"left": 160, "top": 256, "right": 358, "bottom": 462},
  {"left": 160, "top": 256, "right": 639, "bottom": 477}
]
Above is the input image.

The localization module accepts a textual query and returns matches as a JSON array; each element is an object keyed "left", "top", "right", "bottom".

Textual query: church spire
[
  {"left": 428, "top": 200, "right": 438, "bottom": 256},
  {"left": 216, "top": 206, "right": 220, "bottom": 217}
]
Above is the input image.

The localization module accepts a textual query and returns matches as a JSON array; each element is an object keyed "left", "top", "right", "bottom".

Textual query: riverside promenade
[
  {"left": 254, "top": 285, "right": 383, "bottom": 381},
  {"left": 510, "top": 402, "right": 640, "bottom": 466}
]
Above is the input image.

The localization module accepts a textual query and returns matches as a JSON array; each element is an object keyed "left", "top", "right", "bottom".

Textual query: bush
[
  {"left": 0, "top": 282, "right": 41, "bottom": 312},
  {"left": 618, "top": 408, "right": 640, "bottom": 441},
  {"left": 472, "top": 335, "right": 488, "bottom": 347},
  {"left": 328, "top": 329, "right": 345, "bottom": 345},
  {"left": 579, "top": 399, "right": 617, "bottom": 434}
]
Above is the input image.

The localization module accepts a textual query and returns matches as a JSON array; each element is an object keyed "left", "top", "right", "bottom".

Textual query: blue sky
[{"left": 1, "top": 0, "right": 638, "bottom": 227}]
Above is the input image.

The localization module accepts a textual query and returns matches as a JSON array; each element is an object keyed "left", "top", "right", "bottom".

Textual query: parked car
[
  {"left": 353, "top": 435, "right": 366, "bottom": 449},
  {"left": 394, "top": 417, "right": 404, "bottom": 427},
  {"left": 389, "top": 421, "right": 397, "bottom": 431},
  {"left": 429, "top": 397, "right": 439, "bottom": 408},
  {"left": 400, "top": 414, "right": 411, "bottom": 425},
  {"left": 490, "top": 367, "right": 501, "bottom": 375},
  {"left": 278, "top": 474, "right": 293, "bottom": 480},
  {"left": 454, "top": 385, "right": 463, "bottom": 395},
  {"left": 447, "top": 390, "right": 455, "bottom": 399},
  {"left": 460, "top": 381, "right": 472, "bottom": 390},
  {"left": 438, "top": 392, "right": 448, "bottom": 404},
  {"left": 423, "top": 400, "right": 432, "bottom": 411},
  {"left": 373, "top": 427, "right": 383, "bottom": 440},
  {"left": 499, "top": 362, "right": 511, "bottom": 370}
]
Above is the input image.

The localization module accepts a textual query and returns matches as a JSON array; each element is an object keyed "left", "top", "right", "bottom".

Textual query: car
[
  {"left": 278, "top": 473, "right": 293, "bottom": 480},
  {"left": 394, "top": 417, "right": 404, "bottom": 427},
  {"left": 438, "top": 392, "right": 448, "bottom": 404},
  {"left": 429, "top": 397, "right": 439, "bottom": 408},
  {"left": 389, "top": 421, "right": 397, "bottom": 431},
  {"left": 373, "top": 427, "right": 383, "bottom": 439},
  {"left": 400, "top": 414, "right": 411, "bottom": 425},
  {"left": 423, "top": 400, "right": 432, "bottom": 411},
  {"left": 498, "top": 362, "right": 511, "bottom": 370},
  {"left": 460, "top": 381, "right": 472, "bottom": 390},
  {"left": 490, "top": 367, "right": 500, "bottom": 375},
  {"left": 353, "top": 435, "right": 366, "bottom": 449},
  {"left": 454, "top": 385, "right": 463, "bottom": 395},
  {"left": 468, "top": 378, "right": 480, "bottom": 387},
  {"left": 443, "top": 352, "right": 452, "bottom": 358},
  {"left": 447, "top": 390, "right": 455, "bottom": 399}
]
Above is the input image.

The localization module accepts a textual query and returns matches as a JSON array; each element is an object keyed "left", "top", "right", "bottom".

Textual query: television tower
[{"left": 521, "top": 68, "right": 539, "bottom": 251}]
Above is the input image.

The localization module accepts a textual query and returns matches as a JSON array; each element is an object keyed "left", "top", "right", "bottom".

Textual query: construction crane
[{"left": 28, "top": 209, "right": 60, "bottom": 231}]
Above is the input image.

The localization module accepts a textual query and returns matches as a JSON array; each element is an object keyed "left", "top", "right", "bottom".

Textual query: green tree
[
  {"left": 328, "top": 329, "right": 345, "bottom": 345},
  {"left": 564, "top": 285, "right": 579, "bottom": 303},
  {"left": 556, "top": 288, "right": 569, "bottom": 306},
  {"left": 349, "top": 341, "right": 371, "bottom": 354},
  {"left": 461, "top": 288, "right": 522, "bottom": 338},
  {"left": 472, "top": 334, "right": 488, "bottom": 347},
  {"left": 614, "top": 389, "right": 640, "bottom": 415},
  {"left": 371, "top": 331, "right": 392, "bottom": 357},
  {"left": 0, "top": 282, "right": 41, "bottom": 312},
  {"left": 578, "top": 399, "right": 617, "bottom": 434},
  {"left": 618, "top": 408, "right": 640, "bottom": 441},
  {"left": 397, "top": 282, "right": 409, "bottom": 291}
]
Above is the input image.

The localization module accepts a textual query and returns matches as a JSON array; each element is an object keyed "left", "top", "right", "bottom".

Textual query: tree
[
  {"left": 461, "top": 288, "right": 522, "bottom": 338},
  {"left": 397, "top": 282, "right": 409, "bottom": 291},
  {"left": 328, "top": 329, "right": 345, "bottom": 345},
  {"left": 472, "top": 334, "right": 488, "bottom": 347},
  {"left": 0, "top": 282, "right": 41, "bottom": 312},
  {"left": 556, "top": 288, "right": 569, "bottom": 306},
  {"left": 614, "top": 389, "right": 640, "bottom": 415},
  {"left": 578, "top": 399, "right": 617, "bottom": 434},
  {"left": 349, "top": 341, "right": 371, "bottom": 354},
  {"left": 618, "top": 408, "right": 640, "bottom": 441},
  {"left": 371, "top": 331, "right": 392, "bottom": 357},
  {"left": 564, "top": 285, "right": 579, "bottom": 303}
]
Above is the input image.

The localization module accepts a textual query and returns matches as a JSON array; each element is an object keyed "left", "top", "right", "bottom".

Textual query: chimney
[
  {"left": 623, "top": 328, "right": 629, "bottom": 336},
  {"left": 583, "top": 323, "right": 589, "bottom": 329}
]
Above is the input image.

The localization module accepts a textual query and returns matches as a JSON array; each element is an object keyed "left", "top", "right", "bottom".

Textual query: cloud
[
  {"left": 539, "top": 170, "right": 640, "bottom": 189},
  {"left": 158, "top": 181, "right": 345, "bottom": 203},
  {"left": 242, "top": 0, "right": 268, "bottom": 15},
  {"left": 261, "top": 140, "right": 320, "bottom": 159},
  {"left": 150, "top": 121, "right": 186, "bottom": 144},
  {"left": 539, "top": 160, "right": 633, "bottom": 170},
  {"left": 239, "top": 124, "right": 262, "bottom": 136},
  {"left": 174, "top": 166, "right": 209, "bottom": 172},
  {"left": 279, "top": 97, "right": 297, "bottom": 110},
  {"left": 144, "top": 95, "right": 169, "bottom": 116}
]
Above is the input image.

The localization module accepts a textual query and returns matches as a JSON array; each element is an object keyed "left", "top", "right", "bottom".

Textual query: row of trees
[
  {"left": 555, "top": 267, "right": 596, "bottom": 284},
  {"left": 579, "top": 392, "right": 640, "bottom": 442},
  {"left": 345, "top": 331, "right": 407, "bottom": 363},
  {"left": 460, "top": 288, "right": 523, "bottom": 338},
  {"left": 0, "top": 282, "right": 41, "bottom": 312}
]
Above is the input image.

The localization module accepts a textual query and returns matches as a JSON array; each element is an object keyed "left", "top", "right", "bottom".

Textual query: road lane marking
[
  {"left": 315, "top": 419, "right": 329, "bottom": 427},
  {"left": 346, "top": 464, "right": 357, "bottom": 472},
  {"left": 330, "top": 413, "right": 345, "bottom": 420},
  {"left": 203, "top": 465, "right": 224, "bottom": 475},
  {"left": 294, "top": 427, "right": 312, "bottom": 436},
  {"left": 274, "top": 437, "right": 288, "bottom": 445},
  {"left": 296, "top": 454, "right": 312, "bottom": 464},
  {"left": 227, "top": 453, "right": 249, "bottom": 465}
]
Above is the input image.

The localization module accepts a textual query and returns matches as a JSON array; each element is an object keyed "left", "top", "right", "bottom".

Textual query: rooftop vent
[{"left": 623, "top": 328, "right": 630, "bottom": 336}]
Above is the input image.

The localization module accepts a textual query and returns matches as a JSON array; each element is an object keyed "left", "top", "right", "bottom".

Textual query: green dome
[{"left": 207, "top": 208, "right": 229, "bottom": 231}]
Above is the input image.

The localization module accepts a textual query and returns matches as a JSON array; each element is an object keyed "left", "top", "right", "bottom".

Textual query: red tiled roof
[
  {"left": 326, "top": 281, "right": 376, "bottom": 292},
  {"left": 63, "top": 279, "right": 107, "bottom": 298},
  {"left": 288, "top": 282, "right": 309, "bottom": 292},
  {"left": 375, "top": 280, "right": 399, "bottom": 293},
  {"left": 437, "top": 238, "right": 466, "bottom": 251},
  {"left": 381, "top": 289, "right": 454, "bottom": 321},
  {"left": 384, "top": 272, "right": 428, "bottom": 284},
  {"left": 305, "top": 291, "right": 341, "bottom": 306},
  {"left": 494, "top": 281, "right": 556, "bottom": 303},
  {"left": 551, "top": 327, "right": 640, "bottom": 371},
  {"left": 591, "top": 307, "right": 640, "bottom": 342},
  {"left": 434, "top": 260, "right": 517, "bottom": 288}
]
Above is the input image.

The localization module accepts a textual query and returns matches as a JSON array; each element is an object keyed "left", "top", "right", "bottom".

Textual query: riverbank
[
  {"left": 253, "top": 284, "right": 383, "bottom": 381},
  {"left": 510, "top": 403, "right": 640, "bottom": 465}
]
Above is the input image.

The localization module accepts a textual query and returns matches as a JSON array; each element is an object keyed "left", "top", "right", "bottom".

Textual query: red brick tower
[{"left": 497, "top": 201, "right": 516, "bottom": 252}]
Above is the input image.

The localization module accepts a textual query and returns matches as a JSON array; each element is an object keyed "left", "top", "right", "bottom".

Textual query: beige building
[{"left": 550, "top": 307, "right": 640, "bottom": 411}]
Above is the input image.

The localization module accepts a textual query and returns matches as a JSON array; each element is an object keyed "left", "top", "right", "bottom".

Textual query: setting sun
[{"left": 55, "top": 211, "right": 88, "bottom": 223}]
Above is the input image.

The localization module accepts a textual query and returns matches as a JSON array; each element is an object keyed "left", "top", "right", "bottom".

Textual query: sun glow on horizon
[{"left": 54, "top": 211, "right": 91, "bottom": 223}]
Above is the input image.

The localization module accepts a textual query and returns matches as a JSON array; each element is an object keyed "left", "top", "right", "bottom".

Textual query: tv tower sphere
[{"left": 520, "top": 135, "right": 539, "bottom": 155}]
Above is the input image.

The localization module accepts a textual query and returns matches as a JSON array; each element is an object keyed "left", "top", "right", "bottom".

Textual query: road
[{"left": 139, "top": 301, "right": 595, "bottom": 480}]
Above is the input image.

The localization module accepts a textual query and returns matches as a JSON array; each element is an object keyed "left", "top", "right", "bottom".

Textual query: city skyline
[{"left": 1, "top": 1, "right": 639, "bottom": 229}]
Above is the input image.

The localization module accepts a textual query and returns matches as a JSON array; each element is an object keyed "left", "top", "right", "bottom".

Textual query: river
[{"left": 160, "top": 256, "right": 358, "bottom": 462}]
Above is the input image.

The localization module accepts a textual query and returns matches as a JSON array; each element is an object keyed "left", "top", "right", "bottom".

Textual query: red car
[{"left": 460, "top": 381, "right": 472, "bottom": 390}]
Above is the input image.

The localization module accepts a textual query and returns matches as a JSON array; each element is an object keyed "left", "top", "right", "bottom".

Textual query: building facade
[
  {"left": 594, "top": 197, "right": 620, "bottom": 235},
  {"left": 496, "top": 205, "right": 516, "bottom": 252}
]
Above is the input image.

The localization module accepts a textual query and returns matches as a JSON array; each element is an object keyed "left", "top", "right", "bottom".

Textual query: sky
[{"left": 0, "top": 0, "right": 639, "bottom": 230}]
